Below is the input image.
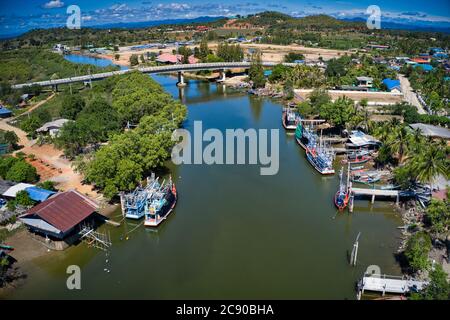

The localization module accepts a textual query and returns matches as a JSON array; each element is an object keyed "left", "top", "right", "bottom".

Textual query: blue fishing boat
[
  {"left": 306, "top": 146, "right": 335, "bottom": 175},
  {"left": 334, "top": 167, "right": 349, "bottom": 210},
  {"left": 144, "top": 178, "right": 177, "bottom": 227},
  {"left": 121, "top": 174, "right": 174, "bottom": 222}
]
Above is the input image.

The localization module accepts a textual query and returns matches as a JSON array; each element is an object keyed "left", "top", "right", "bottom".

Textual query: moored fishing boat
[
  {"left": 334, "top": 167, "right": 349, "bottom": 210},
  {"left": 282, "top": 108, "right": 298, "bottom": 130},
  {"left": 144, "top": 178, "right": 177, "bottom": 227},
  {"left": 121, "top": 175, "right": 160, "bottom": 219},
  {"left": 347, "top": 154, "right": 371, "bottom": 165},
  {"left": 121, "top": 174, "right": 177, "bottom": 227},
  {"left": 306, "top": 145, "right": 335, "bottom": 175},
  {"left": 295, "top": 122, "right": 315, "bottom": 150},
  {"left": 351, "top": 173, "right": 381, "bottom": 185}
]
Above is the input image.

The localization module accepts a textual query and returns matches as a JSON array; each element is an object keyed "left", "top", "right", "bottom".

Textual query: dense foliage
[
  {"left": 404, "top": 232, "right": 432, "bottom": 272},
  {"left": 77, "top": 72, "right": 186, "bottom": 199},
  {"left": 0, "top": 156, "right": 38, "bottom": 183}
]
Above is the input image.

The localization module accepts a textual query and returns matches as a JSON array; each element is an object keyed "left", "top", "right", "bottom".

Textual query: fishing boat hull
[
  {"left": 282, "top": 111, "right": 297, "bottom": 130},
  {"left": 144, "top": 186, "right": 177, "bottom": 227},
  {"left": 348, "top": 156, "right": 371, "bottom": 165},
  {"left": 334, "top": 191, "right": 349, "bottom": 210},
  {"left": 306, "top": 150, "right": 335, "bottom": 175},
  {"left": 295, "top": 123, "right": 309, "bottom": 149}
]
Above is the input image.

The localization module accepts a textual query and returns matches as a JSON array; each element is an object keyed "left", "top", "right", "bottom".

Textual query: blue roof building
[
  {"left": 26, "top": 187, "right": 56, "bottom": 202},
  {"left": 414, "top": 64, "right": 434, "bottom": 72},
  {"left": 382, "top": 78, "right": 401, "bottom": 92},
  {"left": 0, "top": 106, "right": 12, "bottom": 118}
]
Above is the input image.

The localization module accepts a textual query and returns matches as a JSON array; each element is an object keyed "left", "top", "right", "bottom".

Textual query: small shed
[{"left": 36, "top": 119, "right": 70, "bottom": 137}]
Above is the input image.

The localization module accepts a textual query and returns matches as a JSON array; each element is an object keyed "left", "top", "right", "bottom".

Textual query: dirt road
[
  {"left": 0, "top": 96, "right": 99, "bottom": 198},
  {"left": 398, "top": 74, "right": 427, "bottom": 115}
]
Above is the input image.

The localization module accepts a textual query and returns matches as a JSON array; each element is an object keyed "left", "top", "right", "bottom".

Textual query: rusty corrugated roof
[{"left": 22, "top": 190, "right": 98, "bottom": 233}]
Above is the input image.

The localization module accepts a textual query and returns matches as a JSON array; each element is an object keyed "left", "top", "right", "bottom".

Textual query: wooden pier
[
  {"left": 357, "top": 274, "right": 427, "bottom": 299},
  {"left": 348, "top": 183, "right": 403, "bottom": 212}
]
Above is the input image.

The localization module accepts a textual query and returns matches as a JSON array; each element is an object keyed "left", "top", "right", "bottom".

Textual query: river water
[{"left": 3, "top": 55, "right": 402, "bottom": 299}]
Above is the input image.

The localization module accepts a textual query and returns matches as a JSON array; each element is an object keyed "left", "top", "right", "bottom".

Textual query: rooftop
[
  {"left": 21, "top": 190, "right": 99, "bottom": 233},
  {"left": 409, "top": 123, "right": 450, "bottom": 139},
  {"left": 36, "top": 119, "right": 70, "bottom": 132}
]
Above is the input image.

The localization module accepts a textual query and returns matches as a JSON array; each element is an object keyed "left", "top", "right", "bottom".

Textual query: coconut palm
[
  {"left": 411, "top": 143, "right": 449, "bottom": 187},
  {"left": 387, "top": 125, "right": 411, "bottom": 164}
]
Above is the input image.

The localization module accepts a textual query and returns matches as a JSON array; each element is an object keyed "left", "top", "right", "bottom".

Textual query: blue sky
[{"left": 0, "top": 0, "right": 449, "bottom": 36}]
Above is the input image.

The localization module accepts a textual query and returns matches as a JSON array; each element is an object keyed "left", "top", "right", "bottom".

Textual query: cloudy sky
[{"left": 0, "top": 0, "right": 449, "bottom": 36}]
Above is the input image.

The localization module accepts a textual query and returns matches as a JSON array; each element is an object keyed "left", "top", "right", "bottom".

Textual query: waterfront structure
[
  {"left": 20, "top": 190, "right": 99, "bottom": 240},
  {"left": 346, "top": 130, "right": 381, "bottom": 150}
]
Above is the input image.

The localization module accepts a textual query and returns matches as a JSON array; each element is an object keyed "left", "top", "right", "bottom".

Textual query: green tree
[
  {"left": 15, "top": 190, "right": 35, "bottom": 207},
  {"left": 425, "top": 199, "right": 450, "bottom": 234},
  {"left": 410, "top": 265, "right": 450, "bottom": 300},
  {"left": 60, "top": 94, "right": 85, "bottom": 120},
  {"left": 37, "top": 180, "right": 57, "bottom": 191},
  {"left": 319, "top": 96, "right": 361, "bottom": 129},
  {"left": 411, "top": 142, "right": 449, "bottom": 186},
  {"left": 5, "top": 158, "right": 38, "bottom": 183},
  {"left": 248, "top": 50, "right": 265, "bottom": 89},
  {"left": 404, "top": 232, "right": 432, "bottom": 272},
  {"left": 20, "top": 116, "right": 41, "bottom": 135},
  {"left": 199, "top": 38, "right": 209, "bottom": 61},
  {"left": 130, "top": 54, "right": 139, "bottom": 66},
  {"left": 284, "top": 52, "right": 305, "bottom": 63}
]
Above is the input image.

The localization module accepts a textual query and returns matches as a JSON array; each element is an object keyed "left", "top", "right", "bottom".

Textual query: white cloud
[{"left": 43, "top": 0, "right": 64, "bottom": 9}]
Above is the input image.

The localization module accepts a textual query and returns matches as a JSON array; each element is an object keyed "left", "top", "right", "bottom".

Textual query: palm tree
[
  {"left": 387, "top": 126, "right": 411, "bottom": 164},
  {"left": 411, "top": 143, "right": 449, "bottom": 188}
]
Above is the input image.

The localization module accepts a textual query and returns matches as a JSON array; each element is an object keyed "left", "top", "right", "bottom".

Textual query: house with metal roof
[
  {"left": 382, "top": 78, "right": 402, "bottom": 93},
  {"left": 20, "top": 190, "right": 99, "bottom": 240},
  {"left": 414, "top": 64, "right": 434, "bottom": 72},
  {"left": 36, "top": 119, "right": 70, "bottom": 137},
  {"left": 346, "top": 130, "right": 381, "bottom": 149},
  {"left": 409, "top": 123, "right": 450, "bottom": 140}
]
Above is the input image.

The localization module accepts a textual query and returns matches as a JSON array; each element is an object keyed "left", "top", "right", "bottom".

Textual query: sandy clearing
[{"left": 0, "top": 95, "right": 99, "bottom": 199}]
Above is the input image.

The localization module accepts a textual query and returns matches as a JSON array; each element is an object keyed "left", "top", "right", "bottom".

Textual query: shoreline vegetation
[{"left": 0, "top": 10, "right": 449, "bottom": 299}]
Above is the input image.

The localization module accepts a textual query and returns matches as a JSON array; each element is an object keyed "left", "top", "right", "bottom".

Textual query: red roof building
[
  {"left": 156, "top": 53, "right": 199, "bottom": 64},
  {"left": 20, "top": 190, "right": 99, "bottom": 239},
  {"left": 411, "top": 57, "right": 430, "bottom": 64}
]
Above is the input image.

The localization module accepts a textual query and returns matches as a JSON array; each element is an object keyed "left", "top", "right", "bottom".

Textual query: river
[{"left": 3, "top": 55, "right": 402, "bottom": 299}]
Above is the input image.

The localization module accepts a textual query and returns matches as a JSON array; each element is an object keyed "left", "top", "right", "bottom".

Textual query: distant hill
[
  {"left": 93, "top": 16, "right": 226, "bottom": 30},
  {"left": 340, "top": 17, "right": 450, "bottom": 34}
]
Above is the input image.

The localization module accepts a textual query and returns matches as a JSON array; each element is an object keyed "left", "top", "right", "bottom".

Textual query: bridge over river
[{"left": 12, "top": 62, "right": 298, "bottom": 90}]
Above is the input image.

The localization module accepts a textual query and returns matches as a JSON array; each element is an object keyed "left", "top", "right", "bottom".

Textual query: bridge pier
[
  {"left": 51, "top": 84, "right": 58, "bottom": 92},
  {"left": 218, "top": 69, "right": 226, "bottom": 82},
  {"left": 177, "top": 71, "right": 186, "bottom": 87}
]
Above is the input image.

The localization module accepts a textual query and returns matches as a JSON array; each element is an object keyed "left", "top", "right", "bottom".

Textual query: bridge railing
[{"left": 11, "top": 62, "right": 299, "bottom": 89}]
